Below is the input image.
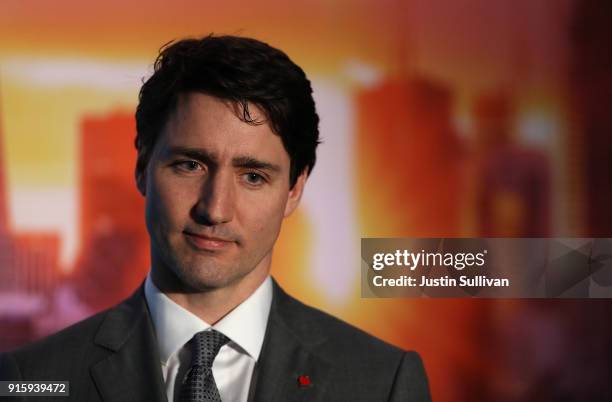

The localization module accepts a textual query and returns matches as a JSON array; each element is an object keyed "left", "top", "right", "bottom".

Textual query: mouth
[{"left": 183, "top": 231, "right": 235, "bottom": 251}]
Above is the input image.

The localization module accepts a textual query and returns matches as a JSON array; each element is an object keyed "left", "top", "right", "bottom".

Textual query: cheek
[
  {"left": 245, "top": 194, "right": 287, "bottom": 236},
  {"left": 146, "top": 176, "right": 196, "bottom": 230}
]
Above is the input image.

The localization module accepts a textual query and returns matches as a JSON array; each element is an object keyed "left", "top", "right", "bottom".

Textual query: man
[{"left": 0, "top": 35, "right": 431, "bottom": 402}]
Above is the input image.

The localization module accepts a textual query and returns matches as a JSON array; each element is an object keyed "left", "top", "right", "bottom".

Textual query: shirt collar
[{"left": 144, "top": 273, "right": 272, "bottom": 364}]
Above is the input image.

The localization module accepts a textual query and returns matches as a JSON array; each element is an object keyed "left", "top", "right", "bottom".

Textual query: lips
[{"left": 183, "top": 231, "right": 235, "bottom": 250}]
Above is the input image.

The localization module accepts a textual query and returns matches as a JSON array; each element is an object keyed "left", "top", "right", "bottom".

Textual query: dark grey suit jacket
[{"left": 0, "top": 279, "right": 431, "bottom": 401}]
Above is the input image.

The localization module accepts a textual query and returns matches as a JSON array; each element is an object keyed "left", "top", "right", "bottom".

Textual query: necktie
[{"left": 179, "top": 330, "right": 229, "bottom": 402}]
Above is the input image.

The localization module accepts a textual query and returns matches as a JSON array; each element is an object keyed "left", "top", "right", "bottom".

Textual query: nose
[{"left": 192, "top": 170, "right": 235, "bottom": 225}]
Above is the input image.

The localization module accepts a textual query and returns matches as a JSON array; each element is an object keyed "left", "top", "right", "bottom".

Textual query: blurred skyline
[
  {"left": 2, "top": 1, "right": 612, "bottom": 401},
  {"left": 1, "top": 0, "right": 575, "bottom": 269}
]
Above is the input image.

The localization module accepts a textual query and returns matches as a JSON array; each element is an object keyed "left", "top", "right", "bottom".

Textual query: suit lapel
[
  {"left": 90, "top": 287, "right": 167, "bottom": 402},
  {"left": 251, "top": 281, "right": 334, "bottom": 402}
]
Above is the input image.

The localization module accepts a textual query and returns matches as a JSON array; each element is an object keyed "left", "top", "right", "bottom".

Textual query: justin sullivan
[{"left": 373, "top": 275, "right": 510, "bottom": 287}]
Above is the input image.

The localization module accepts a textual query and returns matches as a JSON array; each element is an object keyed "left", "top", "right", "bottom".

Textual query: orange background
[{"left": 2, "top": 1, "right": 612, "bottom": 401}]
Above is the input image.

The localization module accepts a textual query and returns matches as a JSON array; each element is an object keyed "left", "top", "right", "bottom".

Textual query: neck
[{"left": 151, "top": 259, "right": 270, "bottom": 325}]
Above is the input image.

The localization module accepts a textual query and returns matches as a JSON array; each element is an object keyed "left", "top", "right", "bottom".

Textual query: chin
[{"left": 174, "top": 262, "right": 242, "bottom": 292}]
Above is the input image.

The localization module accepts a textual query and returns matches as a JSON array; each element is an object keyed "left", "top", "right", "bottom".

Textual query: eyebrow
[
  {"left": 165, "top": 146, "right": 281, "bottom": 173},
  {"left": 232, "top": 156, "right": 281, "bottom": 173}
]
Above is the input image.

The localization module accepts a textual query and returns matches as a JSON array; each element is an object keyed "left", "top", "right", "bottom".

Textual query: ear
[
  {"left": 136, "top": 167, "right": 147, "bottom": 196},
  {"left": 283, "top": 170, "right": 308, "bottom": 218}
]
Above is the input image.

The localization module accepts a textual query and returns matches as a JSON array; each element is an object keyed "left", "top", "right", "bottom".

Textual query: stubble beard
[{"left": 153, "top": 233, "right": 269, "bottom": 294}]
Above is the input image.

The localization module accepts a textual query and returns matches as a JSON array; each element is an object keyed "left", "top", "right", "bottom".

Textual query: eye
[
  {"left": 243, "top": 172, "right": 265, "bottom": 186},
  {"left": 173, "top": 160, "right": 203, "bottom": 172}
]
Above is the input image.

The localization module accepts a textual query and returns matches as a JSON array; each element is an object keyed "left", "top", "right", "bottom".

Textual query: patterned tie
[{"left": 179, "top": 330, "right": 229, "bottom": 402}]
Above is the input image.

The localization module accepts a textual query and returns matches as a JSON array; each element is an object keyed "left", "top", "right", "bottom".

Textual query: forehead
[{"left": 156, "top": 92, "right": 289, "bottom": 165}]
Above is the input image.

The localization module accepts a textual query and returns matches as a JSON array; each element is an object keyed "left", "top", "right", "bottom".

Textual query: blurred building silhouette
[
  {"left": 558, "top": 1, "right": 612, "bottom": 400},
  {"left": 0, "top": 82, "right": 60, "bottom": 351},
  {"left": 356, "top": 76, "right": 466, "bottom": 236},
  {"left": 72, "top": 111, "right": 149, "bottom": 311},
  {"left": 0, "top": 96, "right": 7, "bottom": 234},
  {"left": 0, "top": 234, "right": 60, "bottom": 294},
  {"left": 570, "top": 0, "right": 612, "bottom": 237},
  {"left": 471, "top": 92, "right": 551, "bottom": 237}
]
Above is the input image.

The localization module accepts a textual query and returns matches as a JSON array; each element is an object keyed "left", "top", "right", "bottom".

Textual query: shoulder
[
  {"left": 2, "top": 286, "right": 146, "bottom": 380},
  {"left": 2, "top": 310, "right": 109, "bottom": 379},
  {"left": 270, "top": 282, "right": 431, "bottom": 401},
  {"left": 272, "top": 280, "right": 418, "bottom": 365}
]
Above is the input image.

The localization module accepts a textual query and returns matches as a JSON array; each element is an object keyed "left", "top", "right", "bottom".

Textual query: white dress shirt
[{"left": 144, "top": 274, "right": 272, "bottom": 402}]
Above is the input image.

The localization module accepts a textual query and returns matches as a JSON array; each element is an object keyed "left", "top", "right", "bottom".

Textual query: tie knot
[{"left": 191, "top": 330, "right": 228, "bottom": 368}]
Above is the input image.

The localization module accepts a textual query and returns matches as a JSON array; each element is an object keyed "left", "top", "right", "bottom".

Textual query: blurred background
[{"left": 1, "top": 0, "right": 611, "bottom": 400}]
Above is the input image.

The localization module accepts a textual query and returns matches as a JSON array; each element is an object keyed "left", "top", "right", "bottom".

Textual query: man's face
[{"left": 138, "top": 93, "right": 306, "bottom": 292}]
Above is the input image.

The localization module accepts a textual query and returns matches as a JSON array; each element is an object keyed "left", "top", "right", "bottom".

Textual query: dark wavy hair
[{"left": 135, "top": 34, "right": 320, "bottom": 188}]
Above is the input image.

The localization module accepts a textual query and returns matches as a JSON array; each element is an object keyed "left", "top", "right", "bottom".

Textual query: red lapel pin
[{"left": 297, "top": 375, "right": 311, "bottom": 387}]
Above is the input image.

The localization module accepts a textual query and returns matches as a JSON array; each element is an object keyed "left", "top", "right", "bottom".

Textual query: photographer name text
[{"left": 370, "top": 249, "right": 510, "bottom": 288}]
